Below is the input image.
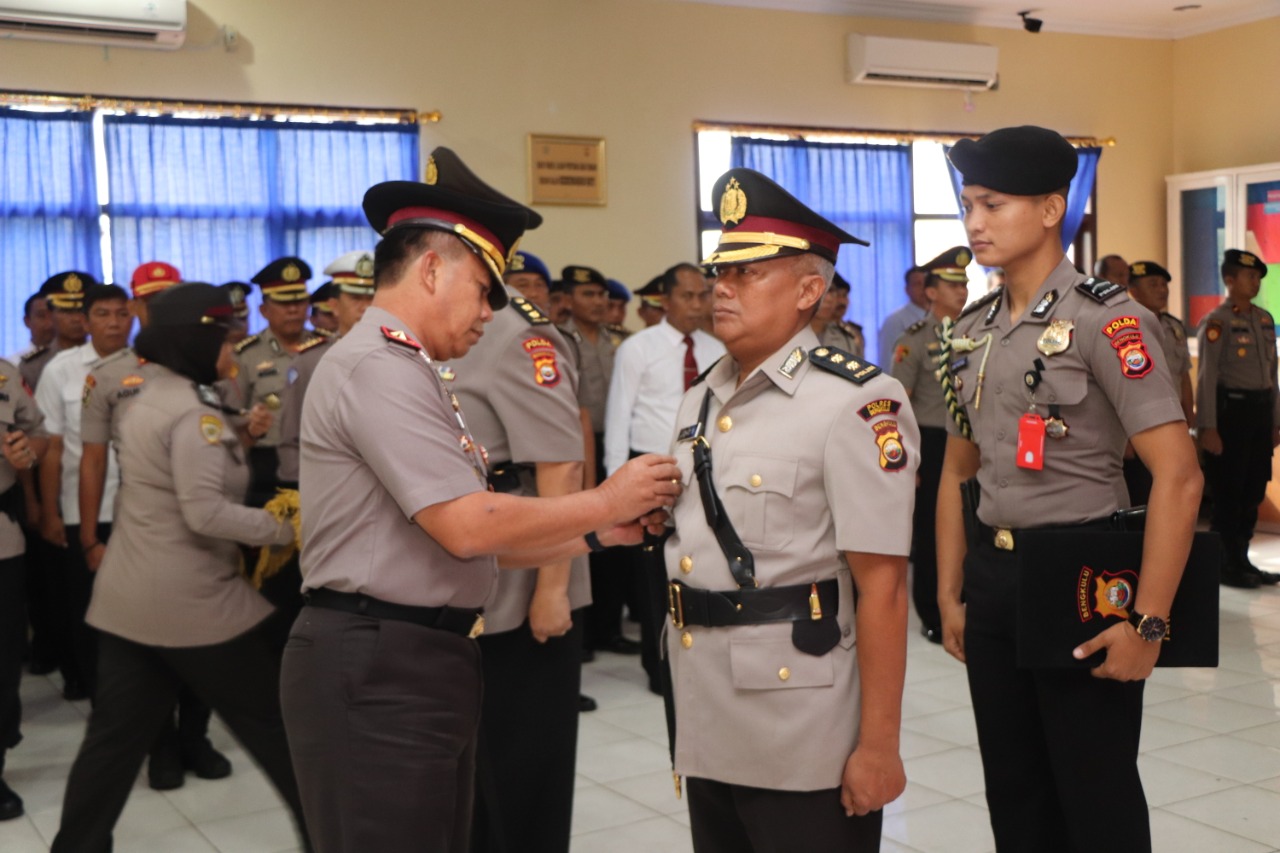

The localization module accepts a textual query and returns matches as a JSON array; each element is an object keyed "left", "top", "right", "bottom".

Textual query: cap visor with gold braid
[
  {"left": 252, "top": 257, "right": 312, "bottom": 302},
  {"left": 704, "top": 168, "right": 867, "bottom": 267},
  {"left": 924, "top": 246, "right": 973, "bottom": 283},
  {"left": 40, "top": 271, "right": 96, "bottom": 310},
  {"left": 324, "top": 250, "right": 377, "bottom": 296}
]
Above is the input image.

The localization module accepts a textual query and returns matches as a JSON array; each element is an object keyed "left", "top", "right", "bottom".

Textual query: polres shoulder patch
[
  {"left": 809, "top": 347, "right": 882, "bottom": 384},
  {"left": 1077, "top": 277, "right": 1126, "bottom": 303},
  {"left": 510, "top": 296, "right": 551, "bottom": 326}
]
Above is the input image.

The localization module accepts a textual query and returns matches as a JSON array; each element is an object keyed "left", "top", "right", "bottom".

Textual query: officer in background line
[
  {"left": 813, "top": 272, "right": 865, "bottom": 358},
  {"left": 308, "top": 281, "right": 340, "bottom": 336},
  {"left": 605, "top": 278, "right": 633, "bottom": 341},
  {"left": 635, "top": 276, "right": 666, "bottom": 328},
  {"left": 1197, "top": 249, "right": 1280, "bottom": 588},
  {"left": 20, "top": 272, "right": 93, "bottom": 392},
  {"left": 666, "top": 166, "right": 918, "bottom": 851},
  {"left": 936, "top": 126, "right": 1200, "bottom": 853},
  {"left": 889, "top": 246, "right": 972, "bottom": 644}
]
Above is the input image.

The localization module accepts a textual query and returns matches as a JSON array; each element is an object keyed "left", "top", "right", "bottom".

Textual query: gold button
[
  {"left": 748, "top": 474, "right": 762, "bottom": 487},
  {"left": 681, "top": 631, "right": 693, "bottom": 649},
  {"left": 778, "top": 667, "right": 791, "bottom": 681},
  {"left": 717, "top": 415, "right": 733, "bottom": 433},
  {"left": 679, "top": 556, "right": 693, "bottom": 574}
]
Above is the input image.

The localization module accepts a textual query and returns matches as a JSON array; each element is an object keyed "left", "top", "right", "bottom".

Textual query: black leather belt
[
  {"left": 1221, "top": 387, "right": 1272, "bottom": 403},
  {"left": 977, "top": 518, "right": 1113, "bottom": 553},
  {"left": 303, "top": 587, "right": 485, "bottom": 638},
  {"left": 667, "top": 578, "right": 837, "bottom": 629}
]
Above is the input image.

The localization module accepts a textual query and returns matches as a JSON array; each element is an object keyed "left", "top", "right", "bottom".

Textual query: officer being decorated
[
  {"left": 664, "top": 166, "right": 919, "bottom": 851},
  {"left": 935, "top": 126, "right": 1201, "bottom": 853}
]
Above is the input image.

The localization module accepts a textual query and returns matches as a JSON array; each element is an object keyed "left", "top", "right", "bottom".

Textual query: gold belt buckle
[
  {"left": 994, "top": 528, "right": 1015, "bottom": 551},
  {"left": 468, "top": 614, "right": 486, "bottom": 639},
  {"left": 668, "top": 582, "right": 685, "bottom": 629}
]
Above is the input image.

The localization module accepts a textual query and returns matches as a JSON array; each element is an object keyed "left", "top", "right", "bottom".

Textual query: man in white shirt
[
  {"left": 876, "top": 265, "right": 929, "bottom": 367},
  {"left": 35, "top": 284, "right": 130, "bottom": 702},
  {"left": 604, "top": 262, "right": 723, "bottom": 689}
]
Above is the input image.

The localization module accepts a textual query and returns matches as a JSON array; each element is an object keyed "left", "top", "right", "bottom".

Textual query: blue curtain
[
  {"left": 0, "top": 109, "right": 102, "bottom": 357},
  {"left": 943, "top": 144, "right": 1102, "bottom": 252},
  {"left": 730, "top": 138, "right": 913, "bottom": 362},
  {"left": 104, "top": 116, "right": 418, "bottom": 323}
]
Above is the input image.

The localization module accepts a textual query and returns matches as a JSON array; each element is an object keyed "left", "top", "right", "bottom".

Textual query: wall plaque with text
[{"left": 527, "top": 134, "right": 606, "bottom": 206}]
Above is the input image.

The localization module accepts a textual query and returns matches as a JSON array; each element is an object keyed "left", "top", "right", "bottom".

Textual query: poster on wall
[
  {"left": 1245, "top": 178, "right": 1280, "bottom": 321},
  {"left": 527, "top": 134, "right": 606, "bottom": 206}
]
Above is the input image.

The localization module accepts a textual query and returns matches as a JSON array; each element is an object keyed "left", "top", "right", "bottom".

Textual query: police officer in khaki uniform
[
  {"left": 308, "top": 281, "right": 341, "bottom": 336},
  {"left": 19, "top": 272, "right": 93, "bottom": 392},
  {"left": 889, "top": 246, "right": 971, "bottom": 643},
  {"left": 0, "top": 362, "right": 47, "bottom": 820},
  {"left": 666, "top": 167, "right": 918, "bottom": 851},
  {"left": 936, "top": 126, "right": 1201, "bottom": 853},
  {"left": 279, "top": 148, "right": 681, "bottom": 853},
  {"left": 1197, "top": 249, "right": 1280, "bottom": 588},
  {"left": 636, "top": 276, "right": 666, "bottom": 328},
  {"left": 503, "top": 250, "right": 553, "bottom": 312},
  {"left": 443, "top": 287, "right": 589, "bottom": 853},
  {"left": 813, "top": 273, "right": 866, "bottom": 358},
  {"left": 231, "top": 257, "right": 322, "bottom": 506}
]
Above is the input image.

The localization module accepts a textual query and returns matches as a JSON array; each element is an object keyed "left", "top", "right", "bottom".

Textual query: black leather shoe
[
  {"left": 597, "top": 637, "right": 642, "bottom": 655},
  {"left": 61, "top": 680, "right": 88, "bottom": 702},
  {"left": 1221, "top": 566, "right": 1262, "bottom": 589},
  {"left": 148, "top": 747, "right": 185, "bottom": 791},
  {"left": 0, "top": 780, "right": 23, "bottom": 821},
  {"left": 921, "top": 625, "right": 943, "bottom": 644},
  {"left": 580, "top": 647, "right": 596, "bottom": 663},
  {"left": 578, "top": 694, "right": 598, "bottom": 713},
  {"left": 1244, "top": 566, "right": 1280, "bottom": 586},
  {"left": 182, "top": 740, "right": 232, "bottom": 780},
  {"left": 28, "top": 659, "right": 57, "bottom": 676}
]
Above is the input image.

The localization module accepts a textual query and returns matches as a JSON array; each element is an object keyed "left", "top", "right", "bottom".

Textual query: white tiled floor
[{"left": 5, "top": 538, "right": 1280, "bottom": 852}]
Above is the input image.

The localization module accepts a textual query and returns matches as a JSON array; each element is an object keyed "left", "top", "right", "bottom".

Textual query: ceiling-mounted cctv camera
[{"left": 1018, "top": 10, "right": 1043, "bottom": 32}]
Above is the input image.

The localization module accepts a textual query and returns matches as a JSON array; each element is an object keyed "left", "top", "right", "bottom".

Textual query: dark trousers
[
  {"left": 470, "top": 615, "right": 583, "bottom": 853},
  {"left": 51, "top": 625, "right": 307, "bottom": 853},
  {"left": 687, "top": 777, "right": 883, "bottom": 853},
  {"left": 281, "top": 606, "right": 482, "bottom": 853},
  {"left": 911, "top": 427, "right": 946, "bottom": 630},
  {"left": 246, "top": 446, "right": 280, "bottom": 509},
  {"left": 1205, "top": 388, "right": 1273, "bottom": 557},
  {"left": 1, "top": 555, "right": 25, "bottom": 755},
  {"left": 963, "top": 541, "right": 1148, "bottom": 853},
  {"left": 24, "top": 530, "right": 61, "bottom": 672},
  {"left": 55, "top": 523, "right": 109, "bottom": 698}
]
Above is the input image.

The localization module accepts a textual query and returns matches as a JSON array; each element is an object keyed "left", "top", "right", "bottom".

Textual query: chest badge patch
[
  {"left": 122, "top": 374, "right": 145, "bottom": 388},
  {"left": 1037, "top": 319, "right": 1075, "bottom": 356},
  {"left": 199, "top": 414, "right": 224, "bottom": 445}
]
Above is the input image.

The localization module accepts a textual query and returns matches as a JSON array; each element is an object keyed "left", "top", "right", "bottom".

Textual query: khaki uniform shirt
[
  {"left": 0, "top": 360, "right": 46, "bottom": 559},
  {"left": 299, "top": 307, "right": 495, "bottom": 608},
  {"left": 445, "top": 292, "right": 590, "bottom": 634},
  {"left": 663, "top": 327, "right": 919, "bottom": 791},
  {"left": 1195, "top": 301, "right": 1280, "bottom": 429},
  {"left": 86, "top": 369, "right": 292, "bottom": 647},
  {"left": 560, "top": 317, "right": 619, "bottom": 433},
  {"left": 81, "top": 348, "right": 161, "bottom": 447},
  {"left": 18, "top": 345, "right": 56, "bottom": 391},
  {"left": 1158, "top": 312, "right": 1192, "bottom": 381},
  {"left": 946, "top": 258, "right": 1184, "bottom": 528},
  {"left": 820, "top": 321, "right": 865, "bottom": 360},
  {"left": 230, "top": 327, "right": 321, "bottom": 447},
  {"left": 276, "top": 336, "right": 334, "bottom": 484},
  {"left": 889, "top": 315, "right": 947, "bottom": 429}
]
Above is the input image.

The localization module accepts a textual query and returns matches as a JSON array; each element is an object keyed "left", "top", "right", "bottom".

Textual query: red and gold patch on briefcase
[
  {"left": 872, "top": 420, "right": 907, "bottom": 472},
  {"left": 522, "top": 336, "right": 560, "bottom": 388},
  {"left": 1077, "top": 565, "right": 1138, "bottom": 622}
]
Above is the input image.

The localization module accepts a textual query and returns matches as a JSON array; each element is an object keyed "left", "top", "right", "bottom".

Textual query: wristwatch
[{"left": 1127, "top": 611, "right": 1170, "bottom": 643}]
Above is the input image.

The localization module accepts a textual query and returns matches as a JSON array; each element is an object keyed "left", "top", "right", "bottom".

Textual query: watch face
[{"left": 1138, "top": 615, "right": 1168, "bottom": 642}]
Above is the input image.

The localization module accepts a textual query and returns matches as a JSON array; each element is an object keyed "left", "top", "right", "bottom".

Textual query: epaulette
[
  {"left": 19, "top": 346, "right": 46, "bottom": 363},
  {"left": 195, "top": 384, "right": 224, "bottom": 411},
  {"left": 381, "top": 325, "right": 422, "bottom": 350},
  {"left": 1076, "top": 277, "right": 1126, "bottom": 303},
  {"left": 233, "top": 334, "right": 260, "bottom": 354},
  {"left": 958, "top": 287, "right": 1001, "bottom": 322},
  {"left": 808, "top": 346, "right": 881, "bottom": 384},
  {"left": 839, "top": 320, "right": 863, "bottom": 333},
  {"left": 689, "top": 355, "right": 725, "bottom": 387},
  {"left": 904, "top": 318, "right": 929, "bottom": 335},
  {"left": 510, "top": 296, "right": 550, "bottom": 326},
  {"left": 313, "top": 327, "right": 336, "bottom": 339},
  {"left": 297, "top": 336, "right": 330, "bottom": 354}
]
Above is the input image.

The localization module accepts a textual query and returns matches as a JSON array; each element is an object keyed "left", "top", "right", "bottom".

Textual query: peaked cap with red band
[
  {"left": 704, "top": 168, "right": 867, "bottom": 267},
  {"left": 251, "top": 257, "right": 312, "bottom": 303},
  {"left": 130, "top": 261, "right": 182, "bottom": 299},
  {"left": 363, "top": 146, "right": 542, "bottom": 310}
]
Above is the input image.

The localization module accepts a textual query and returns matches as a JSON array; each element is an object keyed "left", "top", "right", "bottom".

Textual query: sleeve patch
[
  {"left": 1206, "top": 320, "right": 1222, "bottom": 342},
  {"left": 522, "top": 337, "right": 561, "bottom": 388},
  {"left": 81, "top": 374, "right": 96, "bottom": 407},
  {"left": 1102, "top": 316, "right": 1141, "bottom": 339},
  {"left": 872, "top": 420, "right": 908, "bottom": 471},
  {"left": 1108, "top": 329, "right": 1155, "bottom": 379},
  {"left": 893, "top": 345, "right": 909, "bottom": 364},
  {"left": 199, "top": 414, "right": 224, "bottom": 444},
  {"left": 857, "top": 399, "right": 902, "bottom": 421}
]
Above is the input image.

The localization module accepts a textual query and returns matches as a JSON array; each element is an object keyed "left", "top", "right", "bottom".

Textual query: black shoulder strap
[
  {"left": 510, "top": 296, "right": 551, "bottom": 326},
  {"left": 692, "top": 390, "right": 755, "bottom": 589},
  {"left": 808, "top": 347, "right": 881, "bottom": 385},
  {"left": 689, "top": 355, "right": 724, "bottom": 388},
  {"left": 958, "top": 287, "right": 1001, "bottom": 322},
  {"left": 1076, "top": 277, "right": 1125, "bottom": 303}
]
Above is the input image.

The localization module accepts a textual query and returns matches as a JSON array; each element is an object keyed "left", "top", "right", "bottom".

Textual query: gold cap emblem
[
  {"left": 1131, "top": 262, "right": 1146, "bottom": 276},
  {"left": 355, "top": 254, "right": 375, "bottom": 278},
  {"left": 719, "top": 177, "right": 747, "bottom": 226},
  {"left": 425, "top": 156, "right": 438, "bottom": 185},
  {"left": 282, "top": 263, "right": 301, "bottom": 282},
  {"left": 573, "top": 268, "right": 592, "bottom": 284},
  {"left": 509, "top": 253, "right": 525, "bottom": 272},
  {"left": 65, "top": 273, "right": 83, "bottom": 293},
  {"left": 1241, "top": 253, "right": 1257, "bottom": 267},
  {"left": 957, "top": 249, "right": 972, "bottom": 266}
]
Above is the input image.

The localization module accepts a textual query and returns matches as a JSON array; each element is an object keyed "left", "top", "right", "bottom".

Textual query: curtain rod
[
  {"left": 0, "top": 89, "right": 437, "bottom": 125},
  {"left": 692, "top": 120, "right": 1114, "bottom": 148}
]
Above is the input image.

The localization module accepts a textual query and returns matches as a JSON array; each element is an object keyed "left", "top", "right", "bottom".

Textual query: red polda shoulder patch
[
  {"left": 522, "top": 336, "right": 560, "bottom": 388},
  {"left": 1102, "top": 316, "right": 1153, "bottom": 379}
]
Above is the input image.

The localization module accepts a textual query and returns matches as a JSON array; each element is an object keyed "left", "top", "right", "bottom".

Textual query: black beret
[
  {"left": 147, "top": 282, "right": 236, "bottom": 327},
  {"left": 704, "top": 168, "right": 867, "bottom": 266},
  {"left": 364, "top": 147, "right": 542, "bottom": 309},
  {"left": 562, "top": 265, "right": 608, "bottom": 290},
  {"left": 924, "top": 246, "right": 974, "bottom": 283},
  {"left": 948, "top": 126, "right": 1078, "bottom": 196},
  {"left": 1224, "top": 249, "right": 1268, "bottom": 278},
  {"left": 251, "top": 257, "right": 312, "bottom": 303},
  {"left": 1128, "top": 261, "right": 1171, "bottom": 282}
]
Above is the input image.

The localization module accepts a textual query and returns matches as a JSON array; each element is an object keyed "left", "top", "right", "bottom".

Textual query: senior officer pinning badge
[
  {"left": 199, "top": 414, "right": 224, "bottom": 445},
  {"left": 1102, "top": 316, "right": 1154, "bottom": 379},
  {"left": 872, "top": 420, "right": 908, "bottom": 471},
  {"left": 1037, "top": 319, "right": 1074, "bottom": 356},
  {"left": 522, "top": 336, "right": 561, "bottom": 388}
]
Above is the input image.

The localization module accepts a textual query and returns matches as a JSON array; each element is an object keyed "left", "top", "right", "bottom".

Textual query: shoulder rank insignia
[
  {"left": 381, "top": 326, "right": 422, "bottom": 350},
  {"left": 314, "top": 328, "right": 336, "bottom": 339},
  {"left": 195, "top": 384, "right": 223, "bottom": 410},
  {"left": 19, "top": 346, "right": 46, "bottom": 363},
  {"left": 511, "top": 296, "right": 550, "bottom": 326},
  {"left": 905, "top": 318, "right": 928, "bottom": 335},
  {"left": 1030, "top": 289, "right": 1059, "bottom": 319},
  {"left": 1077, "top": 277, "right": 1126, "bottom": 303},
  {"left": 808, "top": 347, "right": 881, "bottom": 384},
  {"left": 233, "top": 334, "right": 260, "bottom": 355},
  {"left": 297, "top": 336, "right": 330, "bottom": 354},
  {"left": 958, "top": 287, "right": 1002, "bottom": 323},
  {"left": 840, "top": 319, "right": 863, "bottom": 333}
]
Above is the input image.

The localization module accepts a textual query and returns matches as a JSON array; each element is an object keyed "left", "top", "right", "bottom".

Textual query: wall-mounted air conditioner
[
  {"left": 847, "top": 34, "right": 998, "bottom": 90},
  {"left": 0, "top": 0, "right": 187, "bottom": 50}
]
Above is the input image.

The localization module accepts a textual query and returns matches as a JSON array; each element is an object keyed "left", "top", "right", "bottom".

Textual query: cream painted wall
[{"left": 0, "top": 0, "right": 1177, "bottom": 291}]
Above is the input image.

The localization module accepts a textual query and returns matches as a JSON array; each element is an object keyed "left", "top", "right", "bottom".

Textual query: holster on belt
[{"left": 486, "top": 462, "right": 527, "bottom": 495}]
